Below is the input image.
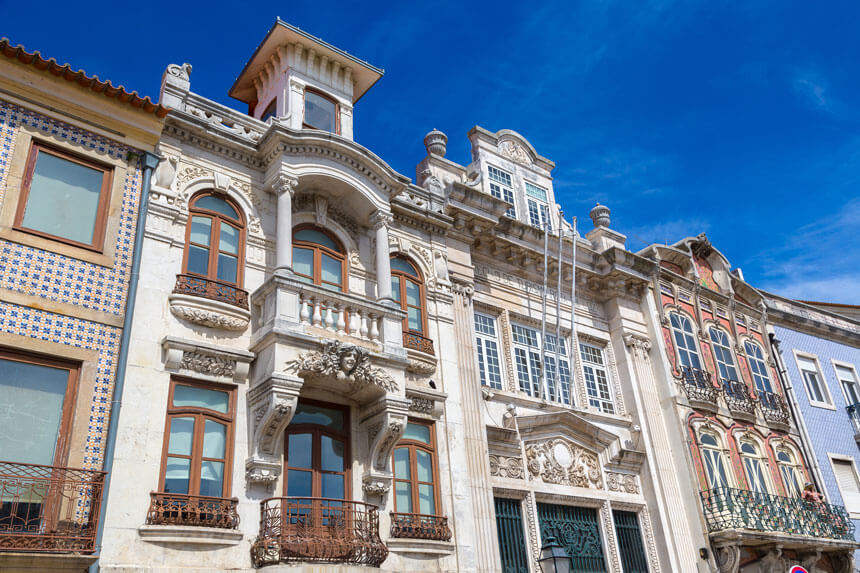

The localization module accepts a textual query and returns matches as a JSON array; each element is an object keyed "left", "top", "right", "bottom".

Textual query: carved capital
[
  {"left": 246, "top": 374, "right": 303, "bottom": 488},
  {"left": 371, "top": 211, "right": 393, "bottom": 231},
  {"left": 623, "top": 333, "right": 652, "bottom": 358},
  {"left": 272, "top": 173, "right": 298, "bottom": 197},
  {"left": 362, "top": 477, "right": 391, "bottom": 496}
]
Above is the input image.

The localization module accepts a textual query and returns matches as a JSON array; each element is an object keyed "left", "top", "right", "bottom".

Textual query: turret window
[{"left": 303, "top": 90, "right": 339, "bottom": 133}]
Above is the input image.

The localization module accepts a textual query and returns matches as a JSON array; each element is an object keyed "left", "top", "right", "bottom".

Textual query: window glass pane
[
  {"left": 293, "top": 247, "right": 314, "bottom": 278},
  {"left": 404, "top": 423, "right": 431, "bottom": 444},
  {"left": 164, "top": 457, "right": 191, "bottom": 494},
  {"left": 524, "top": 181, "right": 548, "bottom": 201},
  {"left": 187, "top": 245, "right": 209, "bottom": 276},
  {"left": 173, "top": 385, "right": 229, "bottom": 413},
  {"left": 322, "top": 473, "right": 345, "bottom": 499},
  {"left": 391, "top": 257, "right": 419, "bottom": 276},
  {"left": 416, "top": 449, "right": 433, "bottom": 482},
  {"left": 195, "top": 195, "right": 239, "bottom": 219},
  {"left": 391, "top": 277, "right": 401, "bottom": 302},
  {"left": 287, "top": 469, "right": 312, "bottom": 497},
  {"left": 22, "top": 150, "right": 104, "bottom": 244},
  {"left": 199, "top": 460, "right": 224, "bottom": 497},
  {"left": 394, "top": 447, "right": 411, "bottom": 479},
  {"left": 288, "top": 433, "right": 312, "bottom": 468},
  {"left": 321, "top": 436, "right": 345, "bottom": 472},
  {"left": 167, "top": 417, "right": 195, "bottom": 455},
  {"left": 395, "top": 481, "right": 412, "bottom": 512},
  {"left": 407, "top": 307, "right": 422, "bottom": 332},
  {"left": 405, "top": 280, "right": 420, "bottom": 306},
  {"left": 217, "top": 253, "right": 238, "bottom": 283},
  {"left": 0, "top": 359, "right": 69, "bottom": 465},
  {"left": 260, "top": 99, "right": 277, "bottom": 121},
  {"left": 741, "top": 443, "right": 756, "bottom": 455},
  {"left": 418, "top": 484, "right": 435, "bottom": 515},
  {"left": 321, "top": 253, "right": 342, "bottom": 286},
  {"left": 219, "top": 222, "right": 239, "bottom": 254},
  {"left": 700, "top": 434, "right": 717, "bottom": 446},
  {"left": 304, "top": 92, "right": 337, "bottom": 132},
  {"left": 291, "top": 403, "right": 344, "bottom": 430},
  {"left": 190, "top": 216, "right": 212, "bottom": 246},
  {"left": 294, "top": 228, "right": 341, "bottom": 252},
  {"left": 202, "top": 420, "right": 226, "bottom": 459}
]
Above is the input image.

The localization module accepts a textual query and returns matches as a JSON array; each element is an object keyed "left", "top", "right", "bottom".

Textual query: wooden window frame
[
  {"left": 182, "top": 191, "right": 246, "bottom": 287},
  {"left": 157, "top": 378, "right": 236, "bottom": 498},
  {"left": 14, "top": 142, "right": 113, "bottom": 252},
  {"left": 391, "top": 255, "right": 428, "bottom": 335},
  {"left": 283, "top": 399, "right": 351, "bottom": 499},
  {"left": 292, "top": 224, "right": 347, "bottom": 292},
  {"left": 302, "top": 88, "right": 341, "bottom": 134},
  {"left": 0, "top": 348, "right": 80, "bottom": 468},
  {"left": 392, "top": 419, "right": 441, "bottom": 516}
]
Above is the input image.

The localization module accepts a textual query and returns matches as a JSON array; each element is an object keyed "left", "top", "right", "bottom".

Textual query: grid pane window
[
  {"left": 475, "top": 313, "right": 503, "bottom": 389},
  {"left": 487, "top": 166, "right": 516, "bottom": 218},
  {"left": 744, "top": 341, "right": 773, "bottom": 393},
  {"left": 511, "top": 325, "right": 571, "bottom": 404},
  {"left": 527, "top": 199, "right": 551, "bottom": 230},
  {"left": 709, "top": 328, "right": 739, "bottom": 383},
  {"left": 580, "top": 343, "right": 614, "bottom": 413},
  {"left": 669, "top": 313, "right": 701, "bottom": 369}
]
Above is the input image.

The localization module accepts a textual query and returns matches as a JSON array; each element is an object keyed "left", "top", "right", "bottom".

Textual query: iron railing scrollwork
[
  {"left": 173, "top": 274, "right": 249, "bottom": 309},
  {"left": 402, "top": 331, "right": 435, "bottom": 355},
  {"left": 390, "top": 512, "right": 451, "bottom": 541},
  {"left": 846, "top": 403, "right": 860, "bottom": 438},
  {"left": 758, "top": 390, "right": 790, "bottom": 425},
  {"left": 680, "top": 366, "right": 719, "bottom": 405},
  {"left": 722, "top": 380, "right": 756, "bottom": 416},
  {"left": 146, "top": 492, "right": 239, "bottom": 529},
  {"left": 0, "top": 461, "right": 105, "bottom": 553},
  {"left": 251, "top": 497, "right": 387, "bottom": 567},
  {"left": 700, "top": 487, "right": 854, "bottom": 540}
]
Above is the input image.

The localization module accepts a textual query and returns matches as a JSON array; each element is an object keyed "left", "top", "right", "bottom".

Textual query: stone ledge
[
  {"left": 168, "top": 293, "right": 251, "bottom": 332},
  {"left": 0, "top": 552, "right": 98, "bottom": 572},
  {"left": 138, "top": 524, "right": 244, "bottom": 546},
  {"left": 386, "top": 536, "right": 456, "bottom": 555}
]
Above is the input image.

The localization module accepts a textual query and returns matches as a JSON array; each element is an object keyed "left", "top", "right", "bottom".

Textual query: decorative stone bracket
[
  {"left": 162, "top": 336, "right": 254, "bottom": 384},
  {"left": 245, "top": 373, "right": 303, "bottom": 487},
  {"left": 360, "top": 395, "right": 411, "bottom": 497}
]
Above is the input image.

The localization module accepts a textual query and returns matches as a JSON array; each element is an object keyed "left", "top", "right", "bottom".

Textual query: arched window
[
  {"left": 292, "top": 226, "right": 346, "bottom": 291},
  {"left": 390, "top": 256, "right": 427, "bottom": 335},
  {"left": 739, "top": 441, "right": 770, "bottom": 494},
  {"left": 184, "top": 192, "right": 245, "bottom": 286},
  {"left": 669, "top": 313, "right": 701, "bottom": 370},
  {"left": 776, "top": 448, "right": 803, "bottom": 497},
  {"left": 392, "top": 421, "right": 440, "bottom": 517},
  {"left": 699, "top": 432, "right": 730, "bottom": 490},
  {"left": 709, "top": 328, "right": 739, "bottom": 384},
  {"left": 744, "top": 341, "right": 773, "bottom": 393}
]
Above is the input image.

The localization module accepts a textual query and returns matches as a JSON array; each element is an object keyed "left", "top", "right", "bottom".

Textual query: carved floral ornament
[
  {"left": 498, "top": 140, "right": 531, "bottom": 165},
  {"left": 489, "top": 455, "right": 525, "bottom": 480},
  {"left": 606, "top": 471, "right": 640, "bottom": 494},
  {"left": 285, "top": 341, "right": 398, "bottom": 393},
  {"left": 525, "top": 438, "right": 603, "bottom": 489}
]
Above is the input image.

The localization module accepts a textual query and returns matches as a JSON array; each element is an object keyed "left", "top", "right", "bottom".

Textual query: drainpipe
[
  {"left": 768, "top": 331, "right": 827, "bottom": 495},
  {"left": 89, "top": 150, "right": 160, "bottom": 572}
]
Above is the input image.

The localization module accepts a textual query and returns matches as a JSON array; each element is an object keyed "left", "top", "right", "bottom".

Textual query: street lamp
[{"left": 538, "top": 536, "right": 572, "bottom": 573}]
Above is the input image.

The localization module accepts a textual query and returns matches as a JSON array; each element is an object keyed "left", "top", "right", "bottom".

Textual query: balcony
[
  {"left": 169, "top": 274, "right": 251, "bottom": 331},
  {"left": 759, "top": 390, "right": 791, "bottom": 429},
  {"left": 700, "top": 487, "right": 854, "bottom": 543},
  {"left": 402, "top": 331, "right": 435, "bottom": 356},
  {"left": 173, "top": 274, "right": 249, "bottom": 309},
  {"left": 722, "top": 380, "right": 756, "bottom": 421},
  {"left": 679, "top": 366, "right": 719, "bottom": 411},
  {"left": 145, "top": 492, "right": 239, "bottom": 529},
  {"left": 0, "top": 461, "right": 105, "bottom": 553},
  {"left": 390, "top": 513, "right": 451, "bottom": 541},
  {"left": 847, "top": 403, "right": 860, "bottom": 445},
  {"left": 251, "top": 497, "right": 388, "bottom": 568}
]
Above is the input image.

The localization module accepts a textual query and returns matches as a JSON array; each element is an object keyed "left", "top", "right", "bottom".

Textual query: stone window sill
[
  {"left": 386, "top": 536, "right": 455, "bottom": 555},
  {"left": 138, "top": 524, "right": 244, "bottom": 546}
]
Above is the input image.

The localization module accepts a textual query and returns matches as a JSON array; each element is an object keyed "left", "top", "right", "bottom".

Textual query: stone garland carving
[
  {"left": 605, "top": 472, "right": 639, "bottom": 494},
  {"left": 524, "top": 494, "right": 541, "bottom": 567},
  {"left": 408, "top": 397, "right": 433, "bottom": 414},
  {"left": 601, "top": 502, "right": 621, "bottom": 572},
  {"left": 489, "top": 455, "right": 524, "bottom": 479},
  {"left": 638, "top": 508, "right": 661, "bottom": 572},
  {"left": 181, "top": 351, "right": 235, "bottom": 378},
  {"left": 498, "top": 311, "right": 517, "bottom": 394},
  {"left": 499, "top": 140, "right": 531, "bottom": 165},
  {"left": 286, "top": 341, "right": 397, "bottom": 393},
  {"left": 170, "top": 304, "right": 249, "bottom": 331},
  {"left": 525, "top": 438, "right": 602, "bottom": 488}
]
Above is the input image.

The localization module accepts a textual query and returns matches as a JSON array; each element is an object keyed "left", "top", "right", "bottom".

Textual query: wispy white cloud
[
  {"left": 792, "top": 70, "right": 832, "bottom": 112},
  {"left": 624, "top": 218, "right": 711, "bottom": 250}
]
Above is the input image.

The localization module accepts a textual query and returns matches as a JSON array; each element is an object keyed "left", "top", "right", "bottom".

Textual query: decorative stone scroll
[
  {"left": 489, "top": 455, "right": 525, "bottom": 480},
  {"left": 161, "top": 336, "right": 254, "bottom": 384},
  {"left": 286, "top": 341, "right": 397, "bottom": 393},
  {"left": 359, "top": 395, "right": 410, "bottom": 497},
  {"left": 245, "top": 373, "right": 303, "bottom": 487},
  {"left": 525, "top": 438, "right": 603, "bottom": 489},
  {"left": 605, "top": 472, "right": 639, "bottom": 494}
]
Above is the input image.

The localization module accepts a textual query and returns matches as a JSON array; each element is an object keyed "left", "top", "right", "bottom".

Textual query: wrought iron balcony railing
[
  {"left": 145, "top": 492, "right": 239, "bottom": 529},
  {"left": 402, "top": 331, "right": 435, "bottom": 355},
  {"left": 251, "top": 497, "right": 388, "bottom": 567},
  {"left": 722, "top": 380, "right": 756, "bottom": 417},
  {"left": 680, "top": 366, "right": 719, "bottom": 406},
  {"left": 759, "top": 390, "right": 791, "bottom": 426},
  {"left": 700, "top": 487, "right": 854, "bottom": 541},
  {"left": 846, "top": 403, "right": 860, "bottom": 438},
  {"left": 0, "top": 461, "right": 105, "bottom": 553},
  {"left": 173, "top": 274, "right": 249, "bottom": 310},
  {"left": 390, "top": 512, "right": 451, "bottom": 541}
]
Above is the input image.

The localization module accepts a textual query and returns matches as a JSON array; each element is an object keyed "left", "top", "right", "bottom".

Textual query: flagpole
[
  {"left": 570, "top": 216, "right": 579, "bottom": 407},
  {"left": 555, "top": 209, "right": 563, "bottom": 403},
  {"left": 540, "top": 217, "right": 549, "bottom": 400}
]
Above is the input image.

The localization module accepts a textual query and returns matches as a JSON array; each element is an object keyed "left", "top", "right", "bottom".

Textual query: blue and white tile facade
[{"left": 0, "top": 98, "right": 143, "bottom": 472}]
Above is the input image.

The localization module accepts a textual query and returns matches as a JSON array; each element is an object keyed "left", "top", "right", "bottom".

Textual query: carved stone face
[{"left": 340, "top": 349, "right": 358, "bottom": 373}]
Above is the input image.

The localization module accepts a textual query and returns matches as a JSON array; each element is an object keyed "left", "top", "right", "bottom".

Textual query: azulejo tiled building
[
  {"left": 2, "top": 19, "right": 860, "bottom": 573},
  {"left": 0, "top": 39, "right": 166, "bottom": 572}
]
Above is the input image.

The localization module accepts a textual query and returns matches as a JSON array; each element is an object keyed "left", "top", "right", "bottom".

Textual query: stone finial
[
  {"left": 160, "top": 63, "right": 192, "bottom": 110},
  {"left": 424, "top": 129, "right": 448, "bottom": 157},
  {"left": 590, "top": 203, "right": 611, "bottom": 228}
]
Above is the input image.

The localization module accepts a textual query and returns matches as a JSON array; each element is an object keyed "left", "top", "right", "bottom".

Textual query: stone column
[
  {"left": 372, "top": 212, "right": 393, "bottom": 302},
  {"left": 273, "top": 174, "right": 298, "bottom": 274}
]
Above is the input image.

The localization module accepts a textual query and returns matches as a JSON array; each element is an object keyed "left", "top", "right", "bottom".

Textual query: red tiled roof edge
[{"left": 0, "top": 38, "right": 169, "bottom": 118}]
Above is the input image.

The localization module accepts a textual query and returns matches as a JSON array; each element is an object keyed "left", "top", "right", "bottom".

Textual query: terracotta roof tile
[{"left": 0, "top": 38, "right": 169, "bottom": 118}]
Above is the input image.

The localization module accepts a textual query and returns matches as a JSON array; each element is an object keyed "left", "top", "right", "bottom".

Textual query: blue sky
[{"left": 4, "top": 1, "right": 859, "bottom": 302}]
